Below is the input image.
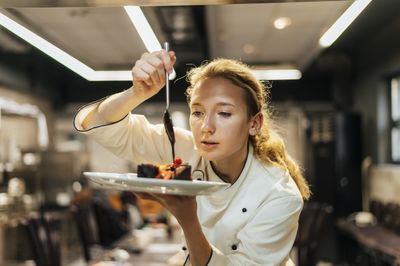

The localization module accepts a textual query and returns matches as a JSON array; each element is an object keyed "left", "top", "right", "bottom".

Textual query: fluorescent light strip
[
  {"left": 319, "top": 0, "right": 372, "bottom": 47},
  {"left": 251, "top": 69, "right": 302, "bottom": 80},
  {"left": 124, "top": 6, "right": 176, "bottom": 79},
  {"left": 0, "top": 12, "right": 97, "bottom": 80},
  {"left": 0, "top": 8, "right": 154, "bottom": 81},
  {"left": 91, "top": 70, "right": 132, "bottom": 81},
  {"left": 124, "top": 6, "right": 161, "bottom": 52}
]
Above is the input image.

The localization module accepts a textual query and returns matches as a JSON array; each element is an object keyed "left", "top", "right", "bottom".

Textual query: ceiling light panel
[
  {"left": 273, "top": 17, "right": 292, "bottom": 30},
  {"left": 206, "top": 2, "right": 351, "bottom": 68}
]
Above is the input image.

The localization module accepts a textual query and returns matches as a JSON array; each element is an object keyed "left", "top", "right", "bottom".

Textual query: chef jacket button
[
  {"left": 193, "top": 170, "right": 204, "bottom": 180},
  {"left": 231, "top": 244, "right": 237, "bottom": 250},
  {"left": 242, "top": 208, "right": 247, "bottom": 213},
  {"left": 182, "top": 246, "right": 187, "bottom": 251}
]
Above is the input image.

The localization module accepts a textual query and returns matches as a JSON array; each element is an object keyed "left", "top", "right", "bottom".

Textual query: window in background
[{"left": 391, "top": 77, "right": 400, "bottom": 163}]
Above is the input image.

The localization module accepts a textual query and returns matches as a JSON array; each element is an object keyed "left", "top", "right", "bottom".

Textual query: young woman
[{"left": 74, "top": 49, "right": 310, "bottom": 266}]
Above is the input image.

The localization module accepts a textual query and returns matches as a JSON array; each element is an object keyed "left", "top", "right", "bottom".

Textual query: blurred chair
[
  {"left": 294, "top": 202, "right": 334, "bottom": 266},
  {"left": 71, "top": 201, "right": 103, "bottom": 262},
  {"left": 23, "top": 213, "right": 61, "bottom": 266},
  {"left": 71, "top": 199, "right": 135, "bottom": 263},
  {"left": 92, "top": 198, "right": 129, "bottom": 247}
]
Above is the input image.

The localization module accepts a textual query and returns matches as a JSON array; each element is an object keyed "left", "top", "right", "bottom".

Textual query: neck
[{"left": 211, "top": 146, "right": 249, "bottom": 184}]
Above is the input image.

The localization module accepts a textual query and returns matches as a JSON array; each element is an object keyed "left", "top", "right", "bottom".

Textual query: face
[{"left": 189, "top": 77, "right": 255, "bottom": 166}]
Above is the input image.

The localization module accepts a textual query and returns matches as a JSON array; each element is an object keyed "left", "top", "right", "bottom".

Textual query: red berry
[{"left": 174, "top": 157, "right": 183, "bottom": 166}]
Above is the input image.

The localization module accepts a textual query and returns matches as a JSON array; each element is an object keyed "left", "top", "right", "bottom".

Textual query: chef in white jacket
[{"left": 74, "top": 49, "right": 310, "bottom": 266}]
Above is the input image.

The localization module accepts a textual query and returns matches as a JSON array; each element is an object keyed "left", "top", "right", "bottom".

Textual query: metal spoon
[{"left": 163, "top": 42, "right": 175, "bottom": 161}]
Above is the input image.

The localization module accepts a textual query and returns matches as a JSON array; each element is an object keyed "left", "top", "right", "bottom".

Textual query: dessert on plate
[{"left": 137, "top": 157, "right": 192, "bottom": 181}]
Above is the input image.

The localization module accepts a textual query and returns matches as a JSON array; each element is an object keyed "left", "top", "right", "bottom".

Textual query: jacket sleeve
[
  {"left": 73, "top": 100, "right": 194, "bottom": 165},
  {"left": 207, "top": 195, "right": 302, "bottom": 266}
]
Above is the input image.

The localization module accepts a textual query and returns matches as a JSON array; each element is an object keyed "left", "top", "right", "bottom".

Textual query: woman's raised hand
[{"left": 131, "top": 50, "right": 176, "bottom": 100}]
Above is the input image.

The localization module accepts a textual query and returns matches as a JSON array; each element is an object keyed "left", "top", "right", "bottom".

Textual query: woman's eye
[
  {"left": 191, "top": 111, "right": 202, "bottom": 117},
  {"left": 218, "top": 112, "right": 231, "bottom": 117}
]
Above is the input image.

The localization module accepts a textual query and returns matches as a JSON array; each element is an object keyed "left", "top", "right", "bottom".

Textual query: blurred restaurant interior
[{"left": 0, "top": 0, "right": 400, "bottom": 265}]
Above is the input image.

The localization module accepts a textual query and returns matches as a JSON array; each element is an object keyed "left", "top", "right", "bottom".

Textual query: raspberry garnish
[{"left": 173, "top": 157, "right": 183, "bottom": 167}]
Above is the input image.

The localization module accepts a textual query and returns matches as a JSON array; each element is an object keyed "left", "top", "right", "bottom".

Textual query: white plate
[{"left": 83, "top": 172, "right": 230, "bottom": 196}]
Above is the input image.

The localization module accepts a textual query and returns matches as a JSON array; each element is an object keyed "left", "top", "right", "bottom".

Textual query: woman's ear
[{"left": 249, "top": 112, "right": 263, "bottom": 136}]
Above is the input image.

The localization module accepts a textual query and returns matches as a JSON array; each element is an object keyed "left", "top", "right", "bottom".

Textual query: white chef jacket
[{"left": 74, "top": 100, "right": 303, "bottom": 266}]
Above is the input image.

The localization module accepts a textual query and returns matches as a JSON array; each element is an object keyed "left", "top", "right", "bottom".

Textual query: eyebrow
[{"left": 190, "top": 102, "right": 236, "bottom": 107}]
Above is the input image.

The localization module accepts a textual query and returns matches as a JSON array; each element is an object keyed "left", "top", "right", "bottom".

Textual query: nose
[{"left": 201, "top": 114, "right": 215, "bottom": 134}]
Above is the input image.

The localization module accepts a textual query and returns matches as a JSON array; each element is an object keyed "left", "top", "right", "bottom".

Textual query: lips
[
  {"left": 200, "top": 140, "right": 218, "bottom": 150},
  {"left": 201, "top": 140, "right": 218, "bottom": 145}
]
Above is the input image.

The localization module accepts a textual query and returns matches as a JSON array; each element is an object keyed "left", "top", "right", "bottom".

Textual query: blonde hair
[{"left": 186, "top": 58, "right": 310, "bottom": 200}]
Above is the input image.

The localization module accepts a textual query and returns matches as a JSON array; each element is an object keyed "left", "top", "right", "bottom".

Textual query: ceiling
[
  {"left": 0, "top": 1, "right": 350, "bottom": 72},
  {"left": 0, "top": 0, "right": 399, "bottom": 107}
]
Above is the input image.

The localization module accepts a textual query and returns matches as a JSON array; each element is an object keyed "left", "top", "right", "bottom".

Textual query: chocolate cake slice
[
  {"left": 174, "top": 165, "right": 192, "bottom": 180},
  {"left": 137, "top": 158, "right": 192, "bottom": 181},
  {"left": 137, "top": 164, "right": 159, "bottom": 178}
]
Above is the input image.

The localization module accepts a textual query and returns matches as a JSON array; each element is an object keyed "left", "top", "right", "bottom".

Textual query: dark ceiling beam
[{"left": 155, "top": 6, "right": 208, "bottom": 82}]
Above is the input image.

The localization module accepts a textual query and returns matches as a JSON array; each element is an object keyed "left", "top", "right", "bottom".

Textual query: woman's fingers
[
  {"left": 134, "top": 192, "right": 159, "bottom": 201},
  {"left": 132, "top": 50, "right": 176, "bottom": 90},
  {"left": 132, "top": 66, "right": 153, "bottom": 87},
  {"left": 151, "top": 194, "right": 195, "bottom": 207},
  {"left": 140, "top": 60, "right": 163, "bottom": 87},
  {"left": 135, "top": 190, "right": 196, "bottom": 221},
  {"left": 161, "top": 50, "right": 176, "bottom": 74},
  {"left": 144, "top": 55, "right": 166, "bottom": 86},
  {"left": 133, "top": 54, "right": 160, "bottom": 87}
]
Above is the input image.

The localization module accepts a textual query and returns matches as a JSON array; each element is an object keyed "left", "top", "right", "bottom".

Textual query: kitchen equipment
[{"left": 7, "top": 177, "right": 25, "bottom": 198}]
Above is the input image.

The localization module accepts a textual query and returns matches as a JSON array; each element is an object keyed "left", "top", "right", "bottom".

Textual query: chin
[{"left": 199, "top": 151, "right": 223, "bottom": 162}]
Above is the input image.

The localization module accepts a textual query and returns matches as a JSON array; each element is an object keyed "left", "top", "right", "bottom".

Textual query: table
[{"left": 337, "top": 219, "right": 400, "bottom": 265}]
